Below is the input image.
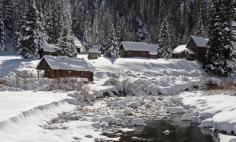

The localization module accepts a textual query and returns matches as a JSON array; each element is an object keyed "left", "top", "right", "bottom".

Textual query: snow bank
[
  {"left": 0, "top": 91, "right": 68, "bottom": 122},
  {"left": 180, "top": 91, "right": 236, "bottom": 141},
  {"left": 173, "top": 45, "right": 187, "bottom": 54}
]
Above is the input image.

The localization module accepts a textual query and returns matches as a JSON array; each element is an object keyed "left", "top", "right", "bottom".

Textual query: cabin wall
[
  {"left": 88, "top": 53, "right": 100, "bottom": 59},
  {"left": 186, "top": 38, "right": 197, "bottom": 52},
  {"left": 44, "top": 70, "right": 93, "bottom": 81},
  {"left": 186, "top": 38, "right": 208, "bottom": 62}
]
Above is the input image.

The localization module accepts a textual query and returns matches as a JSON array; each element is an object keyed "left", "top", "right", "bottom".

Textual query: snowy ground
[{"left": 0, "top": 54, "right": 235, "bottom": 141}]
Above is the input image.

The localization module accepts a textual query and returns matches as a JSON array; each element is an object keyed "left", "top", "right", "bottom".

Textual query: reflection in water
[{"left": 118, "top": 120, "right": 219, "bottom": 142}]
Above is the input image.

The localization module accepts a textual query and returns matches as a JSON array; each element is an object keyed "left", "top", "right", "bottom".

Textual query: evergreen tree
[
  {"left": 0, "top": 0, "right": 5, "bottom": 51},
  {"left": 158, "top": 19, "right": 172, "bottom": 58},
  {"left": 205, "top": 0, "right": 234, "bottom": 76},
  {"left": 58, "top": 27, "right": 77, "bottom": 57},
  {"left": 17, "top": 0, "right": 45, "bottom": 58}
]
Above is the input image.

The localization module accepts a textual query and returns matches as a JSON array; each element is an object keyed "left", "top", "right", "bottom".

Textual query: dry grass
[{"left": 202, "top": 80, "right": 236, "bottom": 90}]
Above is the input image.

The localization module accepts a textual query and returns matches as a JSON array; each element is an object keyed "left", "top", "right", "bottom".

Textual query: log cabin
[
  {"left": 186, "top": 36, "right": 209, "bottom": 62},
  {"left": 88, "top": 45, "right": 102, "bottom": 59},
  {"left": 36, "top": 55, "right": 94, "bottom": 81},
  {"left": 119, "top": 41, "right": 159, "bottom": 58},
  {"left": 38, "top": 44, "right": 61, "bottom": 58}
]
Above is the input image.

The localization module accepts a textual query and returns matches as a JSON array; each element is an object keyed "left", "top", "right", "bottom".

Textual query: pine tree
[
  {"left": 58, "top": 27, "right": 77, "bottom": 57},
  {"left": 205, "top": 0, "right": 234, "bottom": 76},
  {"left": 58, "top": 0, "right": 77, "bottom": 57},
  {"left": 0, "top": 0, "right": 6, "bottom": 51},
  {"left": 158, "top": 19, "right": 172, "bottom": 58},
  {"left": 17, "top": 0, "right": 45, "bottom": 59}
]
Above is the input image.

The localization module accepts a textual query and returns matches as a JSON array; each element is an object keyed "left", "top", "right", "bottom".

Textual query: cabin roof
[
  {"left": 37, "top": 55, "right": 94, "bottom": 72},
  {"left": 89, "top": 45, "right": 101, "bottom": 54},
  {"left": 191, "top": 36, "right": 209, "bottom": 47},
  {"left": 121, "top": 41, "right": 159, "bottom": 54},
  {"left": 41, "top": 44, "right": 61, "bottom": 53}
]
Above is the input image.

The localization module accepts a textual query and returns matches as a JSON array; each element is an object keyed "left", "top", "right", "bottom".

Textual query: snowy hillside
[{"left": 84, "top": 56, "right": 207, "bottom": 96}]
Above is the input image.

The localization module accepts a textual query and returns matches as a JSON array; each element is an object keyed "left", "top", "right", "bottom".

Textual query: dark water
[{"left": 118, "top": 120, "right": 218, "bottom": 142}]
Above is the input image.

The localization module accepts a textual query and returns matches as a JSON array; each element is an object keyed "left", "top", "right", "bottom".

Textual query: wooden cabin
[
  {"left": 36, "top": 55, "right": 94, "bottom": 81},
  {"left": 38, "top": 44, "right": 61, "bottom": 58},
  {"left": 119, "top": 41, "right": 159, "bottom": 58},
  {"left": 186, "top": 36, "right": 209, "bottom": 62},
  {"left": 88, "top": 45, "right": 101, "bottom": 59}
]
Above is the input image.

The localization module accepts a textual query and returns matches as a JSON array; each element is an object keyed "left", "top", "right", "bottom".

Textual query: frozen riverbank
[{"left": 180, "top": 91, "right": 236, "bottom": 142}]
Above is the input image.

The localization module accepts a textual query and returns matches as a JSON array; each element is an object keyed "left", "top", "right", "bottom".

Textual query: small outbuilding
[
  {"left": 36, "top": 55, "right": 94, "bottom": 81},
  {"left": 119, "top": 41, "right": 159, "bottom": 58},
  {"left": 88, "top": 45, "right": 102, "bottom": 59},
  {"left": 38, "top": 44, "right": 61, "bottom": 58},
  {"left": 186, "top": 36, "right": 209, "bottom": 62}
]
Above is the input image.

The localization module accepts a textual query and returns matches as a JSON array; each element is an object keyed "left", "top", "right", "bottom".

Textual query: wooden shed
[
  {"left": 36, "top": 55, "right": 94, "bottom": 81},
  {"left": 119, "top": 41, "right": 159, "bottom": 58},
  {"left": 88, "top": 45, "right": 102, "bottom": 59},
  {"left": 186, "top": 36, "right": 209, "bottom": 62},
  {"left": 38, "top": 44, "right": 61, "bottom": 58}
]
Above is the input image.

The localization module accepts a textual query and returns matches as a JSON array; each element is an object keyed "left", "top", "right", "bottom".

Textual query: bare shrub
[
  {"left": 203, "top": 79, "right": 236, "bottom": 90},
  {"left": 50, "top": 78, "right": 84, "bottom": 91}
]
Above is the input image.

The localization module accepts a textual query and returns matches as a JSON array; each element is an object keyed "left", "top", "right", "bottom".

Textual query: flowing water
[{"left": 118, "top": 120, "right": 219, "bottom": 142}]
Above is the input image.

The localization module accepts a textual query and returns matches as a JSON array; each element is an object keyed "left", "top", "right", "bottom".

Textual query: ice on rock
[
  {"left": 201, "top": 119, "right": 213, "bottom": 128},
  {"left": 131, "top": 118, "right": 145, "bottom": 126},
  {"left": 100, "top": 122, "right": 109, "bottom": 128},
  {"left": 166, "top": 107, "right": 185, "bottom": 114},
  {"left": 164, "top": 130, "right": 170, "bottom": 135}
]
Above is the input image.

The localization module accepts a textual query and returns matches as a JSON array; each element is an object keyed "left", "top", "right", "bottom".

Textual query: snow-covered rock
[
  {"left": 200, "top": 112, "right": 213, "bottom": 119},
  {"left": 131, "top": 118, "right": 145, "bottom": 126},
  {"left": 201, "top": 119, "right": 213, "bottom": 128},
  {"left": 164, "top": 130, "right": 170, "bottom": 135},
  {"left": 101, "top": 116, "right": 116, "bottom": 124},
  {"left": 181, "top": 114, "right": 194, "bottom": 121},
  {"left": 166, "top": 107, "right": 185, "bottom": 114}
]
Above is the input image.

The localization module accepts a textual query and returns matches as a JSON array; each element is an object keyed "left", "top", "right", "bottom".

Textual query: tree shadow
[
  {"left": 105, "top": 57, "right": 117, "bottom": 65},
  {"left": 0, "top": 57, "right": 30, "bottom": 77}
]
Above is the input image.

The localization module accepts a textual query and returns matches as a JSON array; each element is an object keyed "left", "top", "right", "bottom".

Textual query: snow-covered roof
[
  {"left": 121, "top": 41, "right": 159, "bottom": 55},
  {"left": 173, "top": 45, "right": 187, "bottom": 54},
  {"left": 38, "top": 55, "right": 94, "bottom": 72},
  {"left": 89, "top": 45, "right": 101, "bottom": 54},
  {"left": 73, "top": 36, "right": 84, "bottom": 48},
  {"left": 42, "top": 44, "right": 61, "bottom": 53},
  {"left": 187, "top": 48, "right": 194, "bottom": 54},
  {"left": 191, "top": 36, "right": 209, "bottom": 47}
]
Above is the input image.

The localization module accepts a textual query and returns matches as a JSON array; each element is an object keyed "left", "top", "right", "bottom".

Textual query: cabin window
[
  {"left": 128, "top": 52, "right": 131, "bottom": 55},
  {"left": 68, "top": 71, "right": 71, "bottom": 74}
]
